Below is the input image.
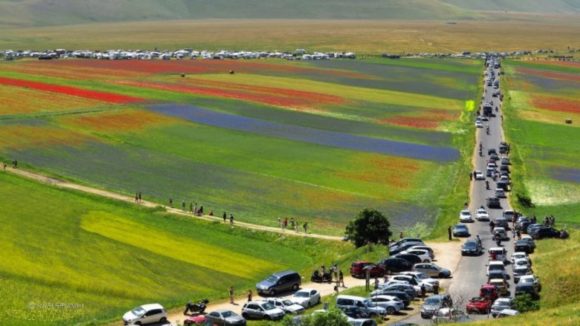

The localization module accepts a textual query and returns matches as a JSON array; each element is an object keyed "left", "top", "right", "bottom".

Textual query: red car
[
  {"left": 466, "top": 297, "right": 492, "bottom": 314},
  {"left": 350, "top": 261, "right": 385, "bottom": 278},
  {"left": 184, "top": 314, "right": 206, "bottom": 325},
  {"left": 479, "top": 284, "right": 499, "bottom": 302}
]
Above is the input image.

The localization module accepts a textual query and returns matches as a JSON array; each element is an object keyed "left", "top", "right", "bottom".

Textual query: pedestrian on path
[
  {"left": 448, "top": 226, "right": 452, "bottom": 241},
  {"left": 229, "top": 286, "right": 235, "bottom": 304},
  {"left": 223, "top": 212, "right": 227, "bottom": 223},
  {"left": 339, "top": 270, "right": 345, "bottom": 288},
  {"left": 470, "top": 172, "right": 473, "bottom": 181},
  {"left": 138, "top": 192, "right": 142, "bottom": 202},
  {"left": 182, "top": 201, "right": 186, "bottom": 210},
  {"left": 421, "top": 284, "right": 426, "bottom": 298},
  {"left": 135, "top": 193, "right": 139, "bottom": 202},
  {"left": 2, "top": 162, "right": 6, "bottom": 171},
  {"left": 169, "top": 198, "right": 173, "bottom": 207},
  {"left": 399, "top": 231, "right": 404, "bottom": 239},
  {"left": 247, "top": 290, "right": 252, "bottom": 302},
  {"left": 230, "top": 214, "right": 234, "bottom": 226},
  {"left": 303, "top": 222, "right": 308, "bottom": 233}
]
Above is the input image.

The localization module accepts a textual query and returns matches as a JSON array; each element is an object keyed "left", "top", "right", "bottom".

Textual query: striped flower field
[{"left": 0, "top": 57, "right": 479, "bottom": 234}]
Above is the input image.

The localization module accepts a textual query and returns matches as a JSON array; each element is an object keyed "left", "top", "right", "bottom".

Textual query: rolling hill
[{"left": 0, "top": 0, "right": 579, "bottom": 27}]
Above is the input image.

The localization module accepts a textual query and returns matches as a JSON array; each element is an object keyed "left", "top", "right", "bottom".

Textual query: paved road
[{"left": 400, "top": 57, "right": 515, "bottom": 324}]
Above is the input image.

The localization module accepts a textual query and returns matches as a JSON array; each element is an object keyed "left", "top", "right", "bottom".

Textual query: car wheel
[
  {"left": 270, "top": 289, "right": 276, "bottom": 296},
  {"left": 242, "top": 313, "right": 249, "bottom": 319},
  {"left": 159, "top": 317, "right": 167, "bottom": 323},
  {"left": 292, "top": 284, "right": 299, "bottom": 291},
  {"left": 386, "top": 306, "right": 395, "bottom": 315}
]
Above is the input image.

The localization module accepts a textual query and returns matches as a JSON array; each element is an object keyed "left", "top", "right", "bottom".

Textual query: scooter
[{"left": 184, "top": 299, "right": 209, "bottom": 316}]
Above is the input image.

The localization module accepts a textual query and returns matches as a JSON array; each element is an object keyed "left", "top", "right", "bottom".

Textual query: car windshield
[
  {"left": 294, "top": 292, "right": 309, "bottom": 298},
  {"left": 282, "top": 300, "right": 294, "bottom": 306},
  {"left": 265, "top": 276, "right": 278, "bottom": 283},
  {"left": 221, "top": 311, "right": 233, "bottom": 317},
  {"left": 464, "top": 242, "right": 476, "bottom": 248},
  {"left": 425, "top": 298, "right": 440, "bottom": 305},
  {"left": 262, "top": 303, "right": 276, "bottom": 310},
  {"left": 131, "top": 307, "right": 146, "bottom": 317}
]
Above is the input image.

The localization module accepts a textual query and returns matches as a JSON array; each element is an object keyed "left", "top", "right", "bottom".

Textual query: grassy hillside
[
  {"left": 0, "top": 171, "right": 370, "bottom": 325},
  {"left": 1, "top": 0, "right": 579, "bottom": 27}
]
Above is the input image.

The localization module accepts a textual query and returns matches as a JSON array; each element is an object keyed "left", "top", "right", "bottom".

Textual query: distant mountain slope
[{"left": 0, "top": 0, "right": 579, "bottom": 27}]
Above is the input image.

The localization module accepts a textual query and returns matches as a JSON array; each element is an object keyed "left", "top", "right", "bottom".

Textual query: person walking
[
  {"left": 138, "top": 192, "right": 142, "bottom": 202},
  {"left": 448, "top": 226, "right": 452, "bottom": 241},
  {"left": 182, "top": 201, "right": 186, "bottom": 211},
  {"left": 374, "top": 277, "right": 379, "bottom": 290},
  {"left": 229, "top": 286, "right": 235, "bottom": 304},
  {"left": 189, "top": 202, "right": 193, "bottom": 213},
  {"left": 230, "top": 214, "right": 234, "bottom": 226},
  {"left": 399, "top": 231, "right": 404, "bottom": 239},
  {"left": 339, "top": 270, "right": 345, "bottom": 288},
  {"left": 303, "top": 222, "right": 308, "bottom": 234},
  {"left": 169, "top": 198, "right": 173, "bottom": 207},
  {"left": 247, "top": 290, "right": 252, "bottom": 302},
  {"left": 421, "top": 284, "right": 426, "bottom": 298},
  {"left": 433, "top": 283, "right": 439, "bottom": 295},
  {"left": 223, "top": 212, "right": 227, "bottom": 223}
]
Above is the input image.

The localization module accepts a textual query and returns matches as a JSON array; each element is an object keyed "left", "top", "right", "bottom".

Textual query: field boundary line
[{"left": 3, "top": 166, "right": 343, "bottom": 241}]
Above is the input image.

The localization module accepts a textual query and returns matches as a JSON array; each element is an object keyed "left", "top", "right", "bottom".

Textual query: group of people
[{"left": 279, "top": 217, "right": 308, "bottom": 233}]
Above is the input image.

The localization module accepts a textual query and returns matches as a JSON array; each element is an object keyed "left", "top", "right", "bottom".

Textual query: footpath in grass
[{"left": 0, "top": 171, "right": 372, "bottom": 325}]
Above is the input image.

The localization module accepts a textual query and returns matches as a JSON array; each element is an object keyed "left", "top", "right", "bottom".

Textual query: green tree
[
  {"left": 345, "top": 208, "right": 392, "bottom": 248},
  {"left": 280, "top": 308, "right": 350, "bottom": 326}
]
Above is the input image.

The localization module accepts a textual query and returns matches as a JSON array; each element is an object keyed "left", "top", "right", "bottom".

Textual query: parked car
[
  {"left": 474, "top": 170, "right": 485, "bottom": 180},
  {"left": 372, "top": 290, "right": 410, "bottom": 307},
  {"left": 265, "top": 298, "right": 305, "bottom": 315},
  {"left": 520, "top": 236, "right": 536, "bottom": 250},
  {"left": 459, "top": 210, "right": 474, "bottom": 223},
  {"left": 452, "top": 224, "right": 470, "bottom": 237},
  {"left": 401, "top": 249, "right": 431, "bottom": 262},
  {"left": 494, "top": 217, "right": 510, "bottom": 229},
  {"left": 487, "top": 270, "right": 509, "bottom": 282},
  {"left": 413, "top": 263, "right": 451, "bottom": 278},
  {"left": 487, "top": 197, "right": 501, "bottom": 209},
  {"left": 123, "top": 303, "right": 167, "bottom": 326},
  {"left": 489, "top": 279, "right": 509, "bottom": 296},
  {"left": 205, "top": 310, "right": 247, "bottom": 326},
  {"left": 432, "top": 308, "right": 471, "bottom": 323},
  {"left": 495, "top": 189, "right": 507, "bottom": 198},
  {"left": 379, "top": 258, "right": 413, "bottom": 273},
  {"left": 514, "top": 240, "right": 534, "bottom": 254},
  {"left": 497, "top": 180, "right": 509, "bottom": 191},
  {"left": 408, "top": 245, "right": 435, "bottom": 259},
  {"left": 291, "top": 289, "right": 321, "bottom": 308},
  {"left": 530, "top": 226, "right": 560, "bottom": 240},
  {"left": 399, "top": 271, "right": 439, "bottom": 291},
  {"left": 476, "top": 207, "right": 490, "bottom": 221},
  {"left": 513, "top": 265, "right": 532, "bottom": 283},
  {"left": 488, "top": 247, "right": 507, "bottom": 262},
  {"left": 515, "top": 284, "right": 539, "bottom": 300},
  {"left": 479, "top": 284, "right": 499, "bottom": 302},
  {"left": 392, "top": 253, "right": 422, "bottom": 265},
  {"left": 493, "top": 227, "right": 509, "bottom": 241},
  {"left": 497, "top": 308, "right": 520, "bottom": 318},
  {"left": 461, "top": 240, "right": 483, "bottom": 256},
  {"left": 256, "top": 270, "right": 301, "bottom": 296},
  {"left": 518, "top": 275, "right": 542, "bottom": 292},
  {"left": 369, "top": 295, "right": 404, "bottom": 315},
  {"left": 376, "top": 283, "right": 417, "bottom": 299},
  {"left": 486, "top": 261, "right": 506, "bottom": 277},
  {"left": 388, "top": 238, "right": 424, "bottom": 253},
  {"left": 241, "top": 301, "right": 285, "bottom": 320},
  {"left": 336, "top": 295, "right": 386, "bottom": 318},
  {"left": 466, "top": 297, "right": 492, "bottom": 314},
  {"left": 511, "top": 252, "right": 530, "bottom": 265},
  {"left": 420, "top": 294, "right": 452, "bottom": 319},
  {"left": 490, "top": 298, "right": 513, "bottom": 317},
  {"left": 350, "top": 261, "right": 385, "bottom": 278}
]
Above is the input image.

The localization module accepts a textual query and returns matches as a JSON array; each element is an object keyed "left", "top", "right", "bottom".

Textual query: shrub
[
  {"left": 514, "top": 293, "right": 540, "bottom": 313},
  {"left": 345, "top": 208, "right": 392, "bottom": 248}
]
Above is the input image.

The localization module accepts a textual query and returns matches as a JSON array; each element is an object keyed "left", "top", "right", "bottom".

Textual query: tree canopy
[{"left": 345, "top": 208, "right": 392, "bottom": 247}]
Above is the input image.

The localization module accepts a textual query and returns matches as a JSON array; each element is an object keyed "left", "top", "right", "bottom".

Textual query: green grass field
[{"left": 0, "top": 171, "right": 383, "bottom": 325}]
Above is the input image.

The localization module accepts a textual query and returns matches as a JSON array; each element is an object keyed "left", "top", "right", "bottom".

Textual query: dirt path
[{"left": 3, "top": 166, "right": 341, "bottom": 241}]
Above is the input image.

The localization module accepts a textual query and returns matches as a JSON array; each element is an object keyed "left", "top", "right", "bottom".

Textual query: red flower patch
[
  {"left": 532, "top": 96, "right": 580, "bottom": 114},
  {"left": 518, "top": 67, "right": 580, "bottom": 83},
  {"left": 380, "top": 110, "right": 458, "bottom": 130},
  {"left": 121, "top": 80, "right": 345, "bottom": 109},
  {"left": 0, "top": 77, "right": 143, "bottom": 104}
]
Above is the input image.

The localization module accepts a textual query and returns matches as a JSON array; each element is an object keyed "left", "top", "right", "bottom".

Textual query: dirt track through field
[{"left": 4, "top": 165, "right": 460, "bottom": 325}]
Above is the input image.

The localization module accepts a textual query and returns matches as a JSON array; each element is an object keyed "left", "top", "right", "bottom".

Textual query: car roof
[
  {"left": 297, "top": 288, "right": 315, "bottom": 292},
  {"left": 140, "top": 303, "right": 164, "bottom": 310},
  {"left": 489, "top": 247, "right": 505, "bottom": 251},
  {"left": 272, "top": 270, "right": 298, "bottom": 277},
  {"left": 337, "top": 294, "right": 367, "bottom": 300},
  {"left": 214, "top": 309, "right": 235, "bottom": 313},
  {"left": 489, "top": 261, "right": 505, "bottom": 266},
  {"left": 372, "top": 295, "right": 397, "bottom": 300}
]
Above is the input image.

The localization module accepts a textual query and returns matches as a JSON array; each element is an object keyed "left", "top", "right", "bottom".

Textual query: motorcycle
[{"left": 184, "top": 299, "right": 209, "bottom": 316}]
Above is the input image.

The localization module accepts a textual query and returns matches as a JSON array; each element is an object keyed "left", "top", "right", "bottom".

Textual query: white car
[
  {"left": 369, "top": 295, "right": 405, "bottom": 315},
  {"left": 401, "top": 249, "right": 432, "bottom": 262},
  {"left": 265, "top": 298, "right": 305, "bottom": 314},
  {"left": 497, "top": 309, "right": 519, "bottom": 318},
  {"left": 122, "top": 303, "right": 167, "bottom": 325},
  {"left": 475, "top": 120, "right": 484, "bottom": 128},
  {"left": 476, "top": 207, "right": 490, "bottom": 221},
  {"left": 389, "top": 274, "right": 433, "bottom": 292},
  {"left": 408, "top": 245, "right": 434, "bottom": 259},
  {"left": 291, "top": 288, "right": 321, "bottom": 308},
  {"left": 511, "top": 252, "right": 530, "bottom": 264},
  {"left": 474, "top": 171, "right": 485, "bottom": 180},
  {"left": 400, "top": 271, "right": 439, "bottom": 291},
  {"left": 490, "top": 298, "right": 513, "bottom": 317},
  {"left": 459, "top": 210, "right": 473, "bottom": 223},
  {"left": 518, "top": 275, "right": 541, "bottom": 291},
  {"left": 486, "top": 261, "right": 506, "bottom": 277},
  {"left": 513, "top": 258, "right": 531, "bottom": 270},
  {"left": 495, "top": 189, "right": 506, "bottom": 198}
]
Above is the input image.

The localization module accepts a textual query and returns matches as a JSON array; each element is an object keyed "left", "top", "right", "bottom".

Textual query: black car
[
  {"left": 514, "top": 240, "right": 534, "bottom": 254},
  {"left": 379, "top": 258, "right": 412, "bottom": 273},
  {"left": 515, "top": 284, "right": 540, "bottom": 300},
  {"left": 516, "top": 218, "right": 531, "bottom": 232},
  {"left": 530, "top": 226, "right": 560, "bottom": 240},
  {"left": 488, "top": 270, "right": 509, "bottom": 282},
  {"left": 488, "top": 148, "right": 498, "bottom": 156},
  {"left": 526, "top": 224, "right": 543, "bottom": 235},
  {"left": 392, "top": 254, "right": 422, "bottom": 265},
  {"left": 452, "top": 224, "right": 470, "bottom": 237},
  {"left": 377, "top": 290, "right": 411, "bottom": 307},
  {"left": 487, "top": 197, "right": 501, "bottom": 209},
  {"left": 389, "top": 241, "right": 423, "bottom": 255},
  {"left": 496, "top": 181, "right": 509, "bottom": 191},
  {"left": 461, "top": 240, "right": 483, "bottom": 256}
]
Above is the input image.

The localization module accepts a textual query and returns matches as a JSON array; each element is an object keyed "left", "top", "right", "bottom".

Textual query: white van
[
  {"left": 488, "top": 247, "right": 507, "bottom": 262},
  {"left": 123, "top": 303, "right": 167, "bottom": 325},
  {"left": 486, "top": 261, "right": 506, "bottom": 277},
  {"left": 336, "top": 295, "right": 386, "bottom": 317}
]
